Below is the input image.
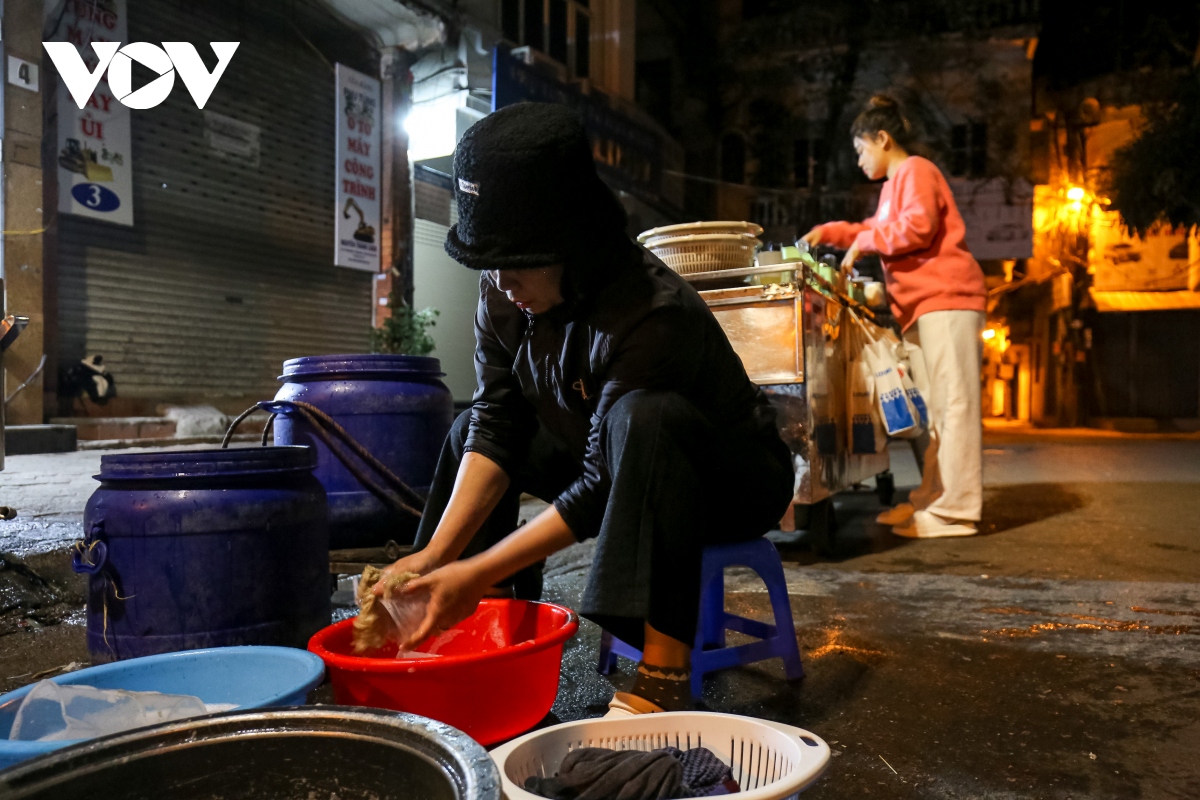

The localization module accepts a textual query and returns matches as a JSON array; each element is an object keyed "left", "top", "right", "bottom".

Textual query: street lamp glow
[
  {"left": 405, "top": 93, "right": 462, "bottom": 161},
  {"left": 1066, "top": 186, "right": 1086, "bottom": 202}
]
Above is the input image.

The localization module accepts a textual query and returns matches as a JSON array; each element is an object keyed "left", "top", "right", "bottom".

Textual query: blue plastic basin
[{"left": 0, "top": 646, "right": 324, "bottom": 771}]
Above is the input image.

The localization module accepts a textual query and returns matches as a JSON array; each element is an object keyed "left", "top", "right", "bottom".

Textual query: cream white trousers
[{"left": 902, "top": 310, "right": 985, "bottom": 522}]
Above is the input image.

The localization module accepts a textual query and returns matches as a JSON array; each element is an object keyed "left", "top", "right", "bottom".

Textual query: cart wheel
[
  {"left": 875, "top": 471, "right": 895, "bottom": 506},
  {"left": 803, "top": 498, "right": 838, "bottom": 557}
]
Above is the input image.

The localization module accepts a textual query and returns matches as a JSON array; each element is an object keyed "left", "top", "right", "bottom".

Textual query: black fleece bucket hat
[{"left": 444, "top": 102, "right": 627, "bottom": 270}]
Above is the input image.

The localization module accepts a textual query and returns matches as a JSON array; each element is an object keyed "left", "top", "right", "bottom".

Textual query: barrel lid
[
  {"left": 280, "top": 354, "right": 444, "bottom": 380},
  {"left": 98, "top": 446, "right": 317, "bottom": 481}
]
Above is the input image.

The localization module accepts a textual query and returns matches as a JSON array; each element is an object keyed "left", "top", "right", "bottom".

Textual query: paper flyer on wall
[
  {"left": 44, "top": 0, "right": 135, "bottom": 227},
  {"left": 334, "top": 63, "right": 382, "bottom": 271}
]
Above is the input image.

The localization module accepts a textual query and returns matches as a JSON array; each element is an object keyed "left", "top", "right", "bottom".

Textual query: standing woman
[{"left": 802, "top": 95, "right": 987, "bottom": 538}]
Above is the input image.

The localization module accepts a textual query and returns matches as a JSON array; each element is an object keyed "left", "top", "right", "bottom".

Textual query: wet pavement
[
  {"left": 0, "top": 445, "right": 243, "bottom": 559},
  {"left": 0, "top": 451, "right": 99, "bottom": 560},
  {"left": 541, "top": 430, "right": 1200, "bottom": 799},
  {"left": 1, "top": 430, "right": 1198, "bottom": 797}
]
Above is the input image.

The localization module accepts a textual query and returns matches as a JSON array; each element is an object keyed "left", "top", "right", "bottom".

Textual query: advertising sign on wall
[
  {"left": 334, "top": 63, "right": 381, "bottom": 272},
  {"left": 45, "top": 0, "right": 134, "bottom": 226},
  {"left": 204, "top": 110, "right": 260, "bottom": 168}
]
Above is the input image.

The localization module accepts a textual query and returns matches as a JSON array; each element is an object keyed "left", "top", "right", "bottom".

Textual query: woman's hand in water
[
  {"left": 841, "top": 243, "right": 861, "bottom": 275},
  {"left": 396, "top": 559, "right": 490, "bottom": 650},
  {"left": 374, "top": 548, "right": 444, "bottom": 596},
  {"left": 800, "top": 228, "right": 823, "bottom": 247},
  {"left": 390, "top": 506, "right": 577, "bottom": 647}
]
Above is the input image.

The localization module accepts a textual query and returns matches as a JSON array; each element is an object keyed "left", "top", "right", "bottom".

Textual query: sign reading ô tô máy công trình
[{"left": 334, "top": 63, "right": 382, "bottom": 272}]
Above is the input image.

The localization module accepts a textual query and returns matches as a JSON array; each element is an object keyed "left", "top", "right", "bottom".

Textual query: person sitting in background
[{"left": 802, "top": 94, "right": 988, "bottom": 538}]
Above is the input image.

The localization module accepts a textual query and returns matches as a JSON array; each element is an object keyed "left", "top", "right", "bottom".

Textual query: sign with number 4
[{"left": 7, "top": 56, "right": 40, "bottom": 92}]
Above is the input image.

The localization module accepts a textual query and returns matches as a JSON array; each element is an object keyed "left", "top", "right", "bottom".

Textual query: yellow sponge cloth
[{"left": 352, "top": 566, "right": 419, "bottom": 654}]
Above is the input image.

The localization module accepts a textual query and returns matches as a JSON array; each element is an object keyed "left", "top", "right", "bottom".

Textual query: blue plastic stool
[{"left": 597, "top": 537, "right": 804, "bottom": 699}]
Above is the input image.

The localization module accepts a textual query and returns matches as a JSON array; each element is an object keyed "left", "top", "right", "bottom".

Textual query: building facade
[
  {"left": 711, "top": 0, "right": 1038, "bottom": 247},
  {"left": 3, "top": 0, "right": 688, "bottom": 427},
  {"left": 364, "top": 0, "right": 687, "bottom": 402},
  {"left": 6, "top": 0, "right": 390, "bottom": 427}
]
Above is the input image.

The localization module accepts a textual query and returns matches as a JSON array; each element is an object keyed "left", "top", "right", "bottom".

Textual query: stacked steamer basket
[{"left": 638, "top": 221, "right": 763, "bottom": 276}]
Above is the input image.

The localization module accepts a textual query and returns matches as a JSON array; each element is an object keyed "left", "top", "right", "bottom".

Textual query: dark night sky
[
  {"left": 1034, "top": 1, "right": 1199, "bottom": 87},
  {"left": 739, "top": 1, "right": 1197, "bottom": 89}
]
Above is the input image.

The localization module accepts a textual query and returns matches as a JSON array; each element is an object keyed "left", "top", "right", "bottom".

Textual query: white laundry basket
[{"left": 489, "top": 712, "right": 830, "bottom": 800}]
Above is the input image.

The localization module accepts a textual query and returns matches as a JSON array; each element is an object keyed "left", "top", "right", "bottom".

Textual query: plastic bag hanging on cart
[
  {"left": 887, "top": 334, "right": 928, "bottom": 441},
  {"left": 895, "top": 351, "right": 929, "bottom": 438},
  {"left": 846, "top": 317, "right": 888, "bottom": 454},
  {"left": 860, "top": 322, "right": 921, "bottom": 438}
]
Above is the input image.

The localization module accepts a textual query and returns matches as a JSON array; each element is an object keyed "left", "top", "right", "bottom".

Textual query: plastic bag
[
  {"left": 809, "top": 371, "right": 839, "bottom": 456},
  {"left": 353, "top": 565, "right": 431, "bottom": 655},
  {"left": 846, "top": 319, "right": 887, "bottom": 454},
  {"left": 893, "top": 350, "right": 929, "bottom": 440},
  {"left": 9, "top": 681, "right": 215, "bottom": 742},
  {"left": 861, "top": 329, "right": 916, "bottom": 437},
  {"left": 379, "top": 591, "right": 430, "bottom": 649},
  {"left": 857, "top": 320, "right": 929, "bottom": 440},
  {"left": 879, "top": 335, "right": 927, "bottom": 440}
]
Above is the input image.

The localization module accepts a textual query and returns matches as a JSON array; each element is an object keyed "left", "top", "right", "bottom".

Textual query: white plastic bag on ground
[{"left": 9, "top": 681, "right": 215, "bottom": 742}]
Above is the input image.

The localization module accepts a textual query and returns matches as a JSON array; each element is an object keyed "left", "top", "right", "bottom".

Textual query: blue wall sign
[{"left": 71, "top": 183, "right": 122, "bottom": 213}]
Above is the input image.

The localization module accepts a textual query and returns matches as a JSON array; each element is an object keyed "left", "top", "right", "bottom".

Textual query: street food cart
[{"left": 641, "top": 223, "right": 892, "bottom": 553}]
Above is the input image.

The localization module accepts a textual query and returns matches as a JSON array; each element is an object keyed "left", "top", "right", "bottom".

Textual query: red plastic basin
[{"left": 308, "top": 598, "right": 578, "bottom": 745}]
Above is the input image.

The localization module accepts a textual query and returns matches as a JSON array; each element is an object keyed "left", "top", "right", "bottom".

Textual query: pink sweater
[{"left": 818, "top": 156, "right": 986, "bottom": 331}]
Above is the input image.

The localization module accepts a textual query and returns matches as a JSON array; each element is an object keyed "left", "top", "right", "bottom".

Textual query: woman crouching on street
[
  {"left": 802, "top": 94, "right": 988, "bottom": 538},
  {"left": 377, "top": 102, "right": 794, "bottom": 715}
]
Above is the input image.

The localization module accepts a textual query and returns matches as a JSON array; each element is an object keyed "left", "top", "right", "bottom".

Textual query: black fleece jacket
[{"left": 463, "top": 247, "right": 786, "bottom": 540}]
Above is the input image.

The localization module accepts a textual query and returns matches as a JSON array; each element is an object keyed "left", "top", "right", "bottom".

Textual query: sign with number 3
[{"left": 45, "top": 0, "right": 135, "bottom": 226}]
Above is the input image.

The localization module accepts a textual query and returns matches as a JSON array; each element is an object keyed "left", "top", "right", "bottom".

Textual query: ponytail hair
[{"left": 850, "top": 94, "right": 916, "bottom": 149}]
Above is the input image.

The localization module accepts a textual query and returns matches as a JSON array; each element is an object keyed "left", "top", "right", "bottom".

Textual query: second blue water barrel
[
  {"left": 273, "top": 354, "right": 453, "bottom": 549},
  {"left": 79, "top": 447, "right": 330, "bottom": 663}
]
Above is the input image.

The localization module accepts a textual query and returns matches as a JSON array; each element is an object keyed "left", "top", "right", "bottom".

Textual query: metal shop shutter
[{"left": 56, "top": 0, "right": 376, "bottom": 405}]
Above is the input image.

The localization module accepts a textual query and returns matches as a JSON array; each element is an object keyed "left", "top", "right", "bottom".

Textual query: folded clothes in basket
[
  {"left": 664, "top": 748, "right": 741, "bottom": 797},
  {"left": 523, "top": 746, "right": 739, "bottom": 800}
]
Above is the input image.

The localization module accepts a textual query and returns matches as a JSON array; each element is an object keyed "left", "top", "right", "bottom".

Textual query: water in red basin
[{"left": 308, "top": 599, "right": 578, "bottom": 745}]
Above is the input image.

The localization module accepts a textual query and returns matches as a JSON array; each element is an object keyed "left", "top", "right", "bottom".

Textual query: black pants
[{"left": 415, "top": 390, "right": 794, "bottom": 650}]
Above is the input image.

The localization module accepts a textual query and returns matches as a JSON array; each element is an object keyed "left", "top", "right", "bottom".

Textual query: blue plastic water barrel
[
  {"left": 272, "top": 355, "right": 453, "bottom": 549},
  {"left": 78, "top": 447, "right": 330, "bottom": 663}
]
